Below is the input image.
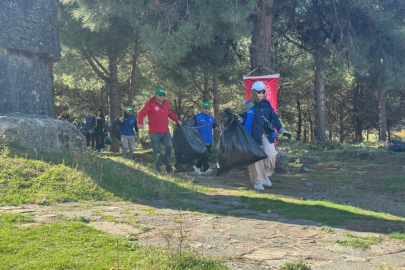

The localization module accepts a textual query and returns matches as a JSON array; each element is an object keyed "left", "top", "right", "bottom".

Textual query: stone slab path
[{"left": 2, "top": 197, "right": 405, "bottom": 270}]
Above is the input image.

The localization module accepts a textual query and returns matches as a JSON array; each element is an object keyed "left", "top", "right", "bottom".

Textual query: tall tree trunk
[
  {"left": 250, "top": 0, "right": 274, "bottom": 75},
  {"left": 329, "top": 121, "right": 332, "bottom": 140},
  {"left": 339, "top": 104, "right": 344, "bottom": 143},
  {"left": 377, "top": 91, "right": 388, "bottom": 142},
  {"left": 128, "top": 40, "right": 139, "bottom": 106},
  {"left": 108, "top": 56, "right": 122, "bottom": 152},
  {"left": 174, "top": 98, "right": 183, "bottom": 120},
  {"left": 108, "top": 56, "right": 121, "bottom": 120},
  {"left": 353, "top": 82, "right": 363, "bottom": 142},
  {"left": 211, "top": 73, "right": 220, "bottom": 121},
  {"left": 313, "top": 51, "right": 326, "bottom": 141},
  {"left": 203, "top": 71, "right": 210, "bottom": 101},
  {"left": 296, "top": 98, "right": 302, "bottom": 141},
  {"left": 308, "top": 113, "right": 313, "bottom": 142}
]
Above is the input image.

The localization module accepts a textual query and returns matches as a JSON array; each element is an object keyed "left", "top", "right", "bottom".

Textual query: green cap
[
  {"left": 74, "top": 118, "right": 79, "bottom": 123},
  {"left": 202, "top": 101, "right": 211, "bottom": 109},
  {"left": 127, "top": 106, "right": 134, "bottom": 111},
  {"left": 105, "top": 115, "right": 109, "bottom": 119},
  {"left": 155, "top": 87, "right": 166, "bottom": 95}
]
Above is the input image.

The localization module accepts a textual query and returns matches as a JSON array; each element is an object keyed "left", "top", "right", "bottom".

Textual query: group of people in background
[
  {"left": 57, "top": 82, "right": 291, "bottom": 191},
  {"left": 58, "top": 108, "right": 110, "bottom": 153}
]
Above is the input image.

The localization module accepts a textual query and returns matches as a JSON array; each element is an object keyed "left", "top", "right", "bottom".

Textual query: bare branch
[{"left": 81, "top": 47, "right": 109, "bottom": 83}]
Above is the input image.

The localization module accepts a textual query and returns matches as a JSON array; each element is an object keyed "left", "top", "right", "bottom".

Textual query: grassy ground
[
  {"left": 1, "top": 141, "right": 405, "bottom": 269},
  {"left": 0, "top": 145, "right": 226, "bottom": 269},
  {"left": 0, "top": 212, "right": 226, "bottom": 270}
]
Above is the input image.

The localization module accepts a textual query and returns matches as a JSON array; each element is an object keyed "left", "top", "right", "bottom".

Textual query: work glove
[{"left": 282, "top": 132, "right": 292, "bottom": 141}]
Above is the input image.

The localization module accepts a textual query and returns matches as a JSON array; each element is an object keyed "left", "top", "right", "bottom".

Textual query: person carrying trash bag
[
  {"left": 216, "top": 108, "right": 268, "bottom": 176},
  {"left": 173, "top": 117, "right": 208, "bottom": 172},
  {"left": 192, "top": 101, "right": 220, "bottom": 176},
  {"left": 239, "top": 81, "right": 291, "bottom": 190},
  {"left": 138, "top": 87, "right": 182, "bottom": 173}
]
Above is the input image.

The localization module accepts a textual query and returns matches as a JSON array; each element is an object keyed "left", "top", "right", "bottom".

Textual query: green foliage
[
  {"left": 281, "top": 261, "right": 311, "bottom": 270},
  {"left": 333, "top": 234, "right": 381, "bottom": 250},
  {"left": 388, "top": 232, "right": 405, "bottom": 240},
  {"left": 320, "top": 226, "right": 335, "bottom": 233},
  {"left": 0, "top": 213, "right": 34, "bottom": 225}
]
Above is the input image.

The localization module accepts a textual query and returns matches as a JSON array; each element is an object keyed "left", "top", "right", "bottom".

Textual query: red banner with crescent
[
  {"left": 243, "top": 74, "right": 280, "bottom": 150},
  {"left": 243, "top": 74, "right": 279, "bottom": 113}
]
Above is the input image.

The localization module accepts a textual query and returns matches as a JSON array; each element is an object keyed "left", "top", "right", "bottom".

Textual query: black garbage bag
[
  {"left": 173, "top": 117, "right": 208, "bottom": 164},
  {"left": 108, "top": 118, "right": 121, "bottom": 140},
  {"left": 174, "top": 151, "right": 195, "bottom": 172},
  {"left": 216, "top": 108, "right": 268, "bottom": 176},
  {"left": 386, "top": 139, "right": 405, "bottom": 152}
]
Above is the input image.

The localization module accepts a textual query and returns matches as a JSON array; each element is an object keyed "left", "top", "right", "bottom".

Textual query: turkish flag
[{"left": 243, "top": 74, "right": 279, "bottom": 113}]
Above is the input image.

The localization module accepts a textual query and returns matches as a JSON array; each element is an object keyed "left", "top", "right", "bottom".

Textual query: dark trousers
[
  {"left": 150, "top": 132, "right": 173, "bottom": 172},
  {"left": 196, "top": 144, "right": 211, "bottom": 172},
  {"left": 86, "top": 132, "right": 94, "bottom": 148},
  {"left": 94, "top": 128, "right": 105, "bottom": 151}
]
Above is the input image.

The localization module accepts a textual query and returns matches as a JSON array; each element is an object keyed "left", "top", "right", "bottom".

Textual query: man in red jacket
[{"left": 138, "top": 87, "right": 182, "bottom": 173}]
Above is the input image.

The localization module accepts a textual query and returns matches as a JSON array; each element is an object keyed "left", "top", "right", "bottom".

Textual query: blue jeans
[{"left": 150, "top": 132, "right": 173, "bottom": 171}]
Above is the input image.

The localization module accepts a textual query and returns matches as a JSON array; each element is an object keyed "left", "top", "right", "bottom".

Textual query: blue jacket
[
  {"left": 195, "top": 112, "right": 216, "bottom": 144},
  {"left": 120, "top": 114, "right": 138, "bottom": 136},
  {"left": 240, "top": 99, "right": 285, "bottom": 145},
  {"left": 85, "top": 116, "right": 94, "bottom": 133}
]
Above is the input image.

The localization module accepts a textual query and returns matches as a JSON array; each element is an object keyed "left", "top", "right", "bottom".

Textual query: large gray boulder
[
  {"left": 275, "top": 151, "right": 289, "bottom": 173},
  {"left": 0, "top": 113, "right": 86, "bottom": 153}
]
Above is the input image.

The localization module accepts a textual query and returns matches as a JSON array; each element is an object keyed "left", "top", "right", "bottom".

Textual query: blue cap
[{"left": 251, "top": 81, "right": 266, "bottom": 91}]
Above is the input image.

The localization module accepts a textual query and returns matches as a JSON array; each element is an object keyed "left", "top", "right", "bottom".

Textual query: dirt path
[{"left": 2, "top": 173, "right": 405, "bottom": 270}]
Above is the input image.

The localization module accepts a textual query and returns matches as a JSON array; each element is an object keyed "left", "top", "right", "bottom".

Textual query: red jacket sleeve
[
  {"left": 167, "top": 107, "right": 179, "bottom": 123},
  {"left": 137, "top": 103, "right": 151, "bottom": 125}
]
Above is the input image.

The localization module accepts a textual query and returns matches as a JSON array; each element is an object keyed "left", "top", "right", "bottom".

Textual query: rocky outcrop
[
  {"left": 295, "top": 156, "right": 321, "bottom": 164},
  {"left": 275, "top": 151, "right": 289, "bottom": 173},
  {"left": 342, "top": 150, "right": 376, "bottom": 160},
  {"left": 386, "top": 139, "right": 405, "bottom": 152},
  {"left": 0, "top": 0, "right": 61, "bottom": 117},
  {"left": 0, "top": 113, "right": 86, "bottom": 153}
]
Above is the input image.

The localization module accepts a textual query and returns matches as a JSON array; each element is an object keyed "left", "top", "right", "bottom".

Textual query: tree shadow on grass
[{"left": 4, "top": 145, "right": 405, "bottom": 235}]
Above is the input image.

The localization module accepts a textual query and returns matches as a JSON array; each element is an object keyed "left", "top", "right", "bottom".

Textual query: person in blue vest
[
  {"left": 85, "top": 110, "right": 95, "bottom": 148},
  {"left": 193, "top": 101, "right": 220, "bottom": 176},
  {"left": 119, "top": 106, "right": 140, "bottom": 159},
  {"left": 240, "top": 81, "right": 291, "bottom": 191}
]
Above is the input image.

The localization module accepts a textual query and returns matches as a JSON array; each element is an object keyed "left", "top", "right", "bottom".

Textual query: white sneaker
[
  {"left": 193, "top": 165, "right": 202, "bottom": 175},
  {"left": 205, "top": 169, "right": 213, "bottom": 176},
  {"left": 254, "top": 183, "right": 265, "bottom": 190},
  {"left": 265, "top": 177, "right": 272, "bottom": 186}
]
